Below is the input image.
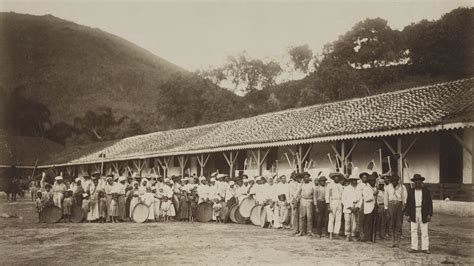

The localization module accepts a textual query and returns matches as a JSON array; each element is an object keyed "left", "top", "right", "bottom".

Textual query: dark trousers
[
  {"left": 388, "top": 201, "right": 403, "bottom": 244},
  {"left": 314, "top": 201, "right": 328, "bottom": 236},
  {"left": 376, "top": 205, "right": 389, "bottom": 238},
  {"left": 362, "top": 210, "right": 374, "bottom": 241}
]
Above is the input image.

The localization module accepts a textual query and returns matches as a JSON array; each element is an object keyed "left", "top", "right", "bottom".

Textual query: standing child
[
  {"left": 98, "top": 191, "right": 108, "bottom": 223},
  {"left": 110, "top": 193, "right": 119, "bottom": 223},
  {"left": 62, "top": 190, "right": 74, "bottom": 222},
  {"left": 160, "top": 196, "right": 173, "bottom": 222},
  {"left": 35, "top": 191, "right": 44, "bottom": 223},
  {"left": 188, "top": 188, "right": 198, "bottom": 223},
  {"left": 212, "top": 198, "right": 223, "bottom": 223},
  {"left": 82, "top": 193, "right": 91, "bottom": 222}
]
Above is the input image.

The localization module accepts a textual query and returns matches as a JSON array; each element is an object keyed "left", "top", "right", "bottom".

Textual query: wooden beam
[
  {"left": 260, "top": 149, "right": 270, "bottom": 166},
  {"left": 222, "top": 152, "right": 231, "bottom": 167},
  {"left": 452, "top": 132, "right": 472, "bottom": 155},
  {"left": 402, "top": 136, "right": 420, "bottom": 159},
  {"left": 301, "top": 144, "right": 312, "bottom": 162},
  {"left": 382, "top": 139, "right": 397, "bottom": 155},
  {"left": 346, "top": 141, "right": 359, "bottom": 158},
  {"left": 397, "top": 137, "right": 403, "bottom": 183},
  {"left": 330, "top": 144, "right": 342, "bottom": 161}
]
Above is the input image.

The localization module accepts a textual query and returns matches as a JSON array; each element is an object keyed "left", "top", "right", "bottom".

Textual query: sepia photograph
[{"left": 0, "top": 0, "right": 473, "bottom": 265}]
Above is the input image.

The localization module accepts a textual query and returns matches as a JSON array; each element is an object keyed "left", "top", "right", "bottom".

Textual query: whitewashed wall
[
  {"left": 403, "top": 133, "right": 440, "bottom": 184},
  {"left": 462, "top": 128, "right": 473, "bottom": 184}
]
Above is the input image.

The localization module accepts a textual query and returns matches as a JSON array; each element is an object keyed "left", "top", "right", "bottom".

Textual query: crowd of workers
[{"left": 31, "top": 168, "right": 433, "bottom": 253}]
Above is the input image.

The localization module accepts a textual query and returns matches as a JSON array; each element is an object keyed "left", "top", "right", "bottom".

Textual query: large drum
[
  {"left": 196, "top": 202, "right": 213, "bottom": 222},
  {"left": 260, "top": 207, "right": 270, "bottom": 228},
  {"left": 41, "top": 206, "right": 62, "bottom": 223},
  {"left": 238, "top": 197, "right": 256, "bottom": 218},
  {"left": 234, "top": 206, "right": 248, "bottom": 224},
  {"left": 250, "top": 205, "right": 262, "bottom": 226},
  {"left": 229, "top": 204, "right": 238, "bottom": 223},
  {"left": 70, "top": 206, "right": 85, "bottom": 223},
  {"left": 131, "top": 203, "right": 149, "bottom": 223}
]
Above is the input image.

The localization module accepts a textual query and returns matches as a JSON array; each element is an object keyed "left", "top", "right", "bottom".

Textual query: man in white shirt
[
  {"left": 197, "top": 177, "right": 210, "bottom": 203},
  {"left": 288, "top": 173, "right": 302, "bottom": 234},
  {"left": 342, "top": 175, "right": 362, "bottom": 241},
  {"left": 362, "top": 173, "right": 378, "bottom": 242},
  {"left": 384, "top": 174, "right": 407, "bottom": 248},
  {"left": 237, "top": 178, "right": 250, "bottom": 203},
  {"left": 326, "top": 172, "right": 344, "bottom": 240}
]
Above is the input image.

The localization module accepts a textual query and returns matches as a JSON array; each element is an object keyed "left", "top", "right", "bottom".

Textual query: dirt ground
[{"left": 0, "top": 199, "right": 472, "bottom": 265}]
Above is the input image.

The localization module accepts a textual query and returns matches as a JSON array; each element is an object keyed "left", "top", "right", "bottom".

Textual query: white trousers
[
  {"left": 328, "top": 200, "right": 342, "bottom": 234},
  {"left": 411, "top": 208, "right": 429, "bottom": 250}
]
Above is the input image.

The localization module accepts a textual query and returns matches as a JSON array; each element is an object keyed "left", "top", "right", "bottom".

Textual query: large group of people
[{"left": 33, "top": 168, "right": 433, "bottom": 254}]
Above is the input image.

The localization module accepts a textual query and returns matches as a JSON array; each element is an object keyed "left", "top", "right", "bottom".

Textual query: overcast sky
[{"left": 2, "top": 0, "right": 472, "bottom": 71}]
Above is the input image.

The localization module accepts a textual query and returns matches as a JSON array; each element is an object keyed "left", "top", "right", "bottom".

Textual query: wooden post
[{"left": 397, "top": 137, "right": 403, "bottom": 183}]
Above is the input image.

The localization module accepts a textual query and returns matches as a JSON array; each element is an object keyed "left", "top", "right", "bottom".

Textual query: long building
[{"left": 11, "top": 78, "right": 474, "bottom": 201}]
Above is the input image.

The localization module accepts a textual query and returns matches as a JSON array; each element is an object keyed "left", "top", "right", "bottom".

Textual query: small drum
[
  {"left": 131, "top": 203, "right": 149, "bottom": 223},
  {"left": 196, "top": 202, "right": 213, "bottom": 222},
  {"left": 235, "top": 206, "right": 248, "bottom": 224},
  {"left": 250, "top": 205, "right": 262, "bottom": 226},
  {"left": 238, "top": 197, "right": 256, "bottom": 218},
  {"left": 229, "top": 204, "right": 238, "bottom": 223},
  {"left": 41, "top": 206, "right": 63, "bottom": 223},
  {"left": 70, "top": 205, "right": 85, "bottom": 223},
  {"left": 260, "top": 207, "right": 270, "bottom": 228}
]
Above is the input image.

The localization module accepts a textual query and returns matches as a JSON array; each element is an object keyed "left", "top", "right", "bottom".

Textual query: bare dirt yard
[{"left": 0, "top": 199, "right": 472, "bottom": 265}]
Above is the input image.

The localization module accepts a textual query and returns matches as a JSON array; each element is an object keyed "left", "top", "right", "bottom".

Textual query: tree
[
  {"left": 403, "top": 7, "right": 474, "bottom": 77},
  {"left": 197, "top": 52, "right": 282, "bottom": 94},
  {"left": 71, "top": 107, "right": 142, "bottom": 144},
  {"left": 2, "top": 86, "right": 52, "bottom": 137},
  {"left": 323, "top": 18, "right": 405, "bottom": 69},
  {"left": 288, "top": 44, "right": 314, "bottom": 74}
]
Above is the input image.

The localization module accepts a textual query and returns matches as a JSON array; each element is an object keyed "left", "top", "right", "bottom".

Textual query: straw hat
[
  {"left": 347, "top": 174, "right": 359, "bottom": 181},
  {"left": 217, "top": 174, "right": 227, "bottom": 179},
  {"left": 54, "top": 176, "right": 63, "bottom": 181},
  {"left": 119, "top": 176, "right": 126, "bottom": 182}
]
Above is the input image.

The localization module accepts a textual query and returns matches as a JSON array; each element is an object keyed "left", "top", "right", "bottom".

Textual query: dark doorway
[{"left": 440, "top": 131, "right": 463, "bottom": 183}]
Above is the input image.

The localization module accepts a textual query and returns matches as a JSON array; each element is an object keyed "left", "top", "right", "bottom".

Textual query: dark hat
[
  {"left": 411, "top": 174, "right": 425, "bottom": 182},
  {"left": 370, "top": 171, "right": 379, "bottom": 179},
  {"left": 329, "top": 172, "right": 344, "bottom": 180},
  {"left": 318, "top": 176, "right": 327, "bottom": 182},
  {"left": 359, "top": 172, "right": 369, "bottom": 179},
  {"left": 300, "top": 172, "right": 310, "bottom": 178},
  {"left": 389, "top": 174, "right": 400, "bottom": 181},
  {"left": 106, "top": 174, "right": 114, "bottom": 178},
  {"left": 366, "top": 174, "right": 377, "bottom": 181}
]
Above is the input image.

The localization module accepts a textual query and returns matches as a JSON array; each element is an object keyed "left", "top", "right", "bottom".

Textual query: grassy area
[{"left": 0, "top": 199, "right": 472, "bottom": 265}]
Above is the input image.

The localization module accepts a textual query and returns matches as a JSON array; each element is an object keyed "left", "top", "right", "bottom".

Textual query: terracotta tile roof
[
  {"left": 0, "top": 135, "right": 63, "bottom": 167},
  {"left": 43, "top": 78, "right": 474, "bottom": 166}
]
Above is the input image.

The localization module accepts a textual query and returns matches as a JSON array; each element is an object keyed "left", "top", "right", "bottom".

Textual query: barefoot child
[
  {"left": 35, "top": 191, "right": 44, "bottom": 222},
  {"left": 110, "top": 193, "right": 119, "bottom": 223},
  {"left": 62, "top": 190, "right": 74, "bottom": 222},
  {"left": 160, "top": 196, "right": 173, "bottom": 222},
  {"left": 98, "top": 191, "right": 107, "bottom": 223},
  {"left": 82, "top": 193, "right": 90, "bottom": 222},
  {"left": 212, "top": 198, "right": 223, "bottom": 223}
]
